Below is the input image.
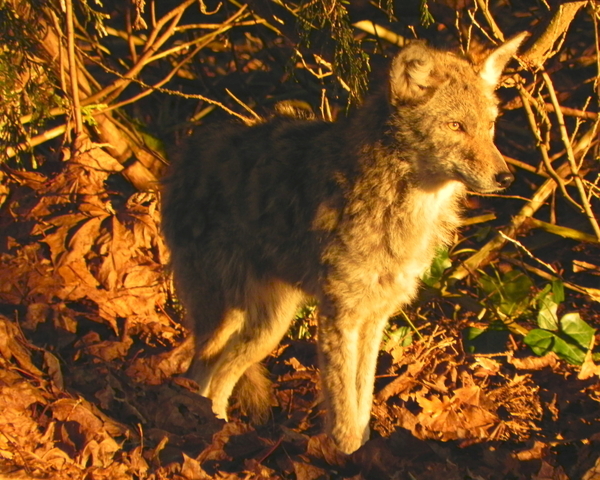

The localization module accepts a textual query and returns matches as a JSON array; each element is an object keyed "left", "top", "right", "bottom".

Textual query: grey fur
[{"left": 161, "top": 34, "right": 526, "bottom": 454}]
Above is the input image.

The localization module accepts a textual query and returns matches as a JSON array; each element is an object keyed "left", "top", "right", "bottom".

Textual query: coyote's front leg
[
  {"left": 355, "top": 312, "right": 392, "bottom": 443},
  {"left": 317, "top": 311, "right": 363, "bottom": 454}
]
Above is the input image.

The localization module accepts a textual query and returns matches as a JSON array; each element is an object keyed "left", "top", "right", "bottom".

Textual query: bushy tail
[{"left": 233, "top": 363, "right": 273, "bottom": 424}]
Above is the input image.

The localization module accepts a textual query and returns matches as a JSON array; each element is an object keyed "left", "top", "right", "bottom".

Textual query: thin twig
[
  {"left": 147, "top": 5, "right": 248, "bottom": 63},
  {"left": 65, "top": 0, "right": 83, "bottom": 137},
  {"left": 103, "top": 83, "right": 252, "bottom": 124},
  {"left": 498, "top": 231, "right": 559, "bottom": 274},
  {"left": 525, "top": 217, "right": 599, "bottom": 244},
  {"left": 5, "top": 125, "right": 67, "bottom": 159},
  {"left": 78, "top": 7, "right": 254, "bottom": 124},
  {"left": 84, "top": 0, "right": 196, "bottom": 105},
  {"left": 520, "top": 1, "right": 587, "bottom": 68},
  {"left": 49, "top": 10, "right": 67, "bottom": 99},
  {"left": 474, "top": 0, "right": 504, "bottom": 42},
  {"left": 450, "top": 157, "right": 593, "bottom": 281},
  {"left": 503, "top": 155, "right": 548, "bottom": 176},
  {"left": 353, "top": 20, "right": 407, "bottom": 47},
  {"left": 542, "top": 70, "right": 600, "bottom": 239},
  {"left": 502, "top": 256, "right": 600, "bottom": 302},
  {"left": 544, "top": 103, "right": 598, "bottom": 120},
  {"left": 126, "top": 8, "right": 139, "bottom": 64},
  {"left": 225, "top": 89, "right": 261, "bottom": 122},
  {"left": 142, "top": 0, "right": 196, "bottom": 54},
  {"left": 516, "top": 82, "right": 582, "bottom": 209}
]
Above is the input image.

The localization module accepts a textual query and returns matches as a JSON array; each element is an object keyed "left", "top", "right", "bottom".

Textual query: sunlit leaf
[
  {"left": 523, "top": 329, "right": 556, "bottom": 357},
  {"left": 552, "top": 280, "right": 565, "bottom": 304},
  {"left": 500, "top": 271, "right": 533, "bottom": 315},
  {"left": 422, "top": 247, "right": 452, "bottom": 287},
  {"left": 551, "top": 335, "right": 587, "bottom": 365},
  {"left": 474, "top": 225, "right": 492, "bottom": 242},
  {"left": 524, "top": 328, "right": 588, "bottom": 365},
  {"left": 560, "top": 312, "right": 595, "bottom": 350},
  {"left": 537, "top": 294, "right": 559, "bottom": 331},
  {"left": 387, "top": 325, "right": 413, "bottom": 347},
  {"left": 479, "top": 270, "right": 533, "bottom": 317}
]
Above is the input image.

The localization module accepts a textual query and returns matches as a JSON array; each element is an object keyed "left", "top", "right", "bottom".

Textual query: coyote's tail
[{"left": 234, "top": 363, "right": 273, "bottom": 423}]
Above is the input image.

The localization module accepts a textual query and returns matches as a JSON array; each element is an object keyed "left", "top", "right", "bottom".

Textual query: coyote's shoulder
[{"left": 162, "top": 33, "right": 526, "bottom": 454}]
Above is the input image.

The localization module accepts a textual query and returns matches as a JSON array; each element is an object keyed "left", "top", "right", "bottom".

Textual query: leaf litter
[
  {"left": 2, "top": 3, "right": 600, "bottom": 474},
  {"left": 0, "top": 144, "right": 599, "bottom": 479}
]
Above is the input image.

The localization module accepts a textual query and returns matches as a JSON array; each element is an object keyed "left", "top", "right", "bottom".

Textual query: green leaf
[
  {"left": 387, "top": 325, "right": 413, "bottom": 347},
  {"left": 422, "top": 247, "right": 452, "bottom": 287},
  {"left": 479, "top": 270, "right": 533, "bottom": 317},
  {"left": 560, "top": 312, "right": 595, "bottom": 350},
  {"left": 537, "top": 294, "right": 559, "bottom": 331},
  {"left": 523, "top": 329, "right": 555, "bottom": 357},
  {"left": 524, "top": 328, "right": 588, "bottom": 365},
  {"left": 551, "top": 334, "right": 587, "bottom": 365},
  {"left": 501, "top": 271, "right": 533, "bottom": 312},
  {"left": 464, "top": 327, "right": 485, "bottom": 342},
  {"left": 552, "top": 280, "right": 565, "bottom": 304},
  {"left": 474, "top": 225, "right": 492, "bottom": 242}
]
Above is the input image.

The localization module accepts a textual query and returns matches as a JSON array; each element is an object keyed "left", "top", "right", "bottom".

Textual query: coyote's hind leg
[
  {"left": 186, "top": 306, "right": 246, "bottom": 404},
  {"left": 201, "top": 279, "right": 304, "bottom": 420}
]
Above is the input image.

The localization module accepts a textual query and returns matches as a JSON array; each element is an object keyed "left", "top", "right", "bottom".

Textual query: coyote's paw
[
  {"left": 333, "top": 434, "right": 363, "bottom": 455},
  {"left": 210, "top": 398, "right": 229, "bottom": 422},
  {"left": 330, "top": 427, "right": 366, "bottom": 454}
]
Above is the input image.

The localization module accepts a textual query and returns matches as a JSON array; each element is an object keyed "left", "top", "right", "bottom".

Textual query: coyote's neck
[
  {"left": 405, "top": 180, "right": 464, "bottom": 234},
  {"left": 382, "top": 179, "right": 464, "bottom": 272}
]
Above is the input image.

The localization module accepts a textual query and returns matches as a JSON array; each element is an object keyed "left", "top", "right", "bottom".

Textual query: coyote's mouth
[{"left": 454, "top": 170, "right": 502, "bottom": 194}]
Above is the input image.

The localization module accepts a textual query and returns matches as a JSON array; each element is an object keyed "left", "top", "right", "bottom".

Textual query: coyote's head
[{"left": 388, "top": 33, "right": 526, "bottom": 193}]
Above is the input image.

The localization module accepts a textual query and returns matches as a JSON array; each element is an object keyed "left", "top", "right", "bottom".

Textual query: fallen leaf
[
  {"left": 508, "top": 352, "right": 559, "bottom": 370},
  {"left": 44, "top": 351, "right": 64, "bottom": 390},
  {"left": 578, "top": 337, "right": 600, "bottom": 380}
]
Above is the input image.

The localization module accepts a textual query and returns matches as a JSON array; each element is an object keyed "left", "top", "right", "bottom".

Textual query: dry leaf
[
  {"left": 44, "top": 351, "right": 64, "bottom": 389},
  {"left": 578, "top": 340, "right": 600, "bottom": 380},
  {"left": 508, "top": 352, "right": 559, "bottom": 371}
]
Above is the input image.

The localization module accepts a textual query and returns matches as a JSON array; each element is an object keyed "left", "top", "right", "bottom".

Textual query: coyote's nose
[{"left": 495, "top": 172, "right": 514, "bottom": 189}]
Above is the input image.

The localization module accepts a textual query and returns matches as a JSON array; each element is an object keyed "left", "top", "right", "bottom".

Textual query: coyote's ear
[
  {"left": 389, "top": 41, "right": 437, "bottom": 105},
  {"left": 480, "top": 32, "right": 528, "bottom": 88}
]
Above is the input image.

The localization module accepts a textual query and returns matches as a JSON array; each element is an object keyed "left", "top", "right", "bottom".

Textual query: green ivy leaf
[
  {"left": 560, "top": 312, "right": 595, "bottom": 350},
  {"left": 422, "top": 247, "right": 452, "bottom": 287},
  {"left": 501, "top": 271, "right": 533, "bottom": 314},
  {"left": 523, "top": 329, "right": 555, "bottom": 357},
  {"left": 479, "top": 270, "right": 533, "bottom": 317},
  {"left": 463, "top": 323, "right": 509, "bottom": 354},
  {"left": 551, "top": 334, "right": 587, "bottom": 365},
  {"left": 387, "top": 325, "right": 413, "bottom": 347},
  {"left": 537, "top": 294, "right": 559, "bottom": 331},
  {"left": 464, "top": 327, "right": 485, "bottom": 342},
  {"left": 524, "top": 327, "right": 588, "bottom": 365},
  {"left": 552, "top": 280, "right": 565, "bottom": 304}
]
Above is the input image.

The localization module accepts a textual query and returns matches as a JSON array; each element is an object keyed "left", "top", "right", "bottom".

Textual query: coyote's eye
[{"left": 448, "top": 122, "right": 463, "bottom": 131}]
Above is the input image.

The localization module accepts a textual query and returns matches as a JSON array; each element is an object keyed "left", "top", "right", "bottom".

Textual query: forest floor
[
  {"left": 1, "top": 1, "right": 600, "bottom": 479},
  {"left": 0, "top": 174, "right": 599, "bottom": 479},
  {"left": 0, "top": 300, "right": 599, "bottom": 479}
]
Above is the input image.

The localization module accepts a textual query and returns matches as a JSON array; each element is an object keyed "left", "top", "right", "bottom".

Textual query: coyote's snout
[{"left": 161, "top": 33, "right": 526, "bottom": 454}]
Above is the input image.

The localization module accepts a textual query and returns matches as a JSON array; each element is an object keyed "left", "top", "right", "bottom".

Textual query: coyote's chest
[
  {"left": 386, "top": 180, "right": 463, "bottom": 253},
  {"left": 333, "top": 180, "right": 464, "bottom": 306},
  {"left": 377, "top": 180, "right": 464, "bottom": 297}
]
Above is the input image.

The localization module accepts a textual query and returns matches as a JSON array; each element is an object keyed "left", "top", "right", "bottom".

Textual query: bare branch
[
  {"left": 520, "top": 1, "right": 587, "bottom": 69},
  {"left": 65, "top": 0, "right": 83, "bottom": 138},
  {"left": 542, "top": 70, "right": 600, "bottom": 239}
]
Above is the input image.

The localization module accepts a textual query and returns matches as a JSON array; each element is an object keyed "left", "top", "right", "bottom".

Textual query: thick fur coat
[{"left": 161, "top": 34, "right": 526, "bottom": 453}]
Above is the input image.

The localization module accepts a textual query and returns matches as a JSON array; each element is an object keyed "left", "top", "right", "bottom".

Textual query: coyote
[{"left": 162, "top": 33, "right": 526, "bottom": 454}]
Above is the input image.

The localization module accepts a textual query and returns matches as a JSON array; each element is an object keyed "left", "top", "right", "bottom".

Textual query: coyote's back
[{"left": 162, "top": 34, "right": 525, "bottom": 454}]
